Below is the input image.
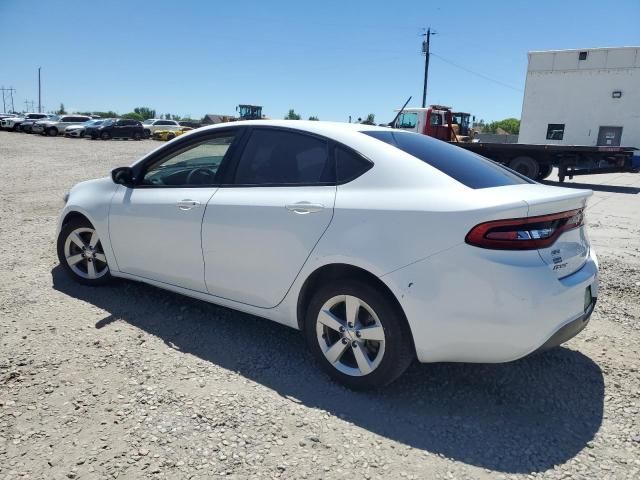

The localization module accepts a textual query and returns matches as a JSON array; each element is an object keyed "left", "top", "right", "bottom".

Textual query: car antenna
[{"left": 388, "top": 96, "right": 412, "bottom": 128}]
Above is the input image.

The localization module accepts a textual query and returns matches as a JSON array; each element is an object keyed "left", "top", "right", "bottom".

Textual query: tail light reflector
[{"left": 465, "top": 209, "right": 584, "bottom": 250}]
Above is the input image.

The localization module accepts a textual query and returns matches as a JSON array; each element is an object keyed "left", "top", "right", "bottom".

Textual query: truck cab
[{"left": 394, "top": 106, "right": 454, "bottom": 141}]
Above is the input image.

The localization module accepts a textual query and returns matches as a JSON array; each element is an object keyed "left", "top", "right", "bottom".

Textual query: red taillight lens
[{"left": 465, "top": 209, "right": 584, "bottom": 250}]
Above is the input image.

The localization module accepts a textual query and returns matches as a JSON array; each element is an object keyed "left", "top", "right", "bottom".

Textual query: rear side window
[
  {"left": 234, "top": 129, "right": 332, "bottom": 185},
  {"left": 364, "top": 130, "right": 531, "bottom": 189},
  {"left": 336, "top": 147, "right": 372, "bottom": 183}
]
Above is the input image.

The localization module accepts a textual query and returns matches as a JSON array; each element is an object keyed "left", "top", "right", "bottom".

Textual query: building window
[
  {"left": 546, "top": 124, "right": 565, "bottom": 140},
  {"left": 578, "top": 51, "right": 588, "bottom": 61}
]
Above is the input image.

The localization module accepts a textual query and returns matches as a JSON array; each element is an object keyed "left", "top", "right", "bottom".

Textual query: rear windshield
[{"left": 363, "top": 130, "right": 532, "bottom": 189}]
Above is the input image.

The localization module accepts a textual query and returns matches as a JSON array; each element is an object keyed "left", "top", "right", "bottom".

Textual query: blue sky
[{"left": 2, "top": 0, "right": 638, "bottom": 123}]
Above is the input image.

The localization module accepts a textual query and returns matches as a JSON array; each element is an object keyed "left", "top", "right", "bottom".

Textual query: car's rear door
[
  {"left": 109, "top": 129, "right": 239, "bottom": 291},
  {"left": 202, "top": 127, "right": 336, "bottom": 308}
]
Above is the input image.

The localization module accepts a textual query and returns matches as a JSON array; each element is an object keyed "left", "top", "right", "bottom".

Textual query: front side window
[
  {"left": 363, "top": 130, "right": 531, "bottom": 189},
  {"left": 234, "top": 129, "right": 331, "bottom": 185},
  {"left": 142, "top": 132, "right": 236, "bottom": 186},
  {"left": 546, "top": 124, "right": 565, "bottom": 140}
]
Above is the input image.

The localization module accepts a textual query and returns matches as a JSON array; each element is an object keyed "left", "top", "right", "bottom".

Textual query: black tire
[
  {"left": 91, "top": 135, "right": 97, "bottom": 140},
  {"left": 304, "top": 279, "right": 414, "bottom": 389},
  {"left": 47, "top": 127, "right": 58, "bottom": 137},
  {"left": 100, "top": 131, "right": 111, "bottom": 140},
  {"left": 143, "top": 129, "right": 151, "bottom": 139},
  {"left": 166, "top": 132, "right": 176, "bottom": 140},
  {"left": 509, "top": 156, "right": 539, "bottom": 179},
  {"left": 535, "top": 164, "right": 553, "bottom": 181},
  {"left": 133, "top": 131, "right": 142, "bottom": 140},
  {"left": 11, "top": 125, "right": 18, "bottom": 132},
  {"left": 56, "top": 217, "right": 112, "bottom": 286}
]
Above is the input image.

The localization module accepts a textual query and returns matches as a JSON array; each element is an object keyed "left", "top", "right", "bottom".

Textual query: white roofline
[{"left": 528, "top": 46, "right": 639, "bottom": 54}]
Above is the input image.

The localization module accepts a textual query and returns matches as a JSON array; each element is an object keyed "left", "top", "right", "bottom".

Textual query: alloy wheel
[
  {"left": 63, "top": 227, "right": 109, "bottom": 280},
  {"left": 316, "top": 295, "right": 386, "bottom": 376}
]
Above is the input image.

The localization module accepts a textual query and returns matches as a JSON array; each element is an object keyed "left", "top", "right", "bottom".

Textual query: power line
[{"left": 430, "top": 52, "right": 523, "bottom": 92}]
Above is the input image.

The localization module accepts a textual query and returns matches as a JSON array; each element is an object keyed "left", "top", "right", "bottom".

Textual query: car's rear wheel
[
  {"left": 47, "top": 127, "right": 58, "bottom": 136},
  {"left": 133, "top": 131, "right": 142, "bottom": 140},
  {"left": 143, "top": 129, "right": 151, "bottom": 139},
  {"left": 304, "top": 279, "right": 414, "bottom": 389},
  {"left": 57, "top": 218, "right": 111, "bottom": 286},
  {"left": 100, "top": 131, "right": 111, "bottom": 140}
]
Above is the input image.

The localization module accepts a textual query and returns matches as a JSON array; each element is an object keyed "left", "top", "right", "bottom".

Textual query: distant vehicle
[
  {"left": 65, "top": 119, "right": 107, "bottom": 138},
  {"left": 178, "top": 121, "right": 202, "bottom": 129},
  {"left": 90, "top": 119, "right": 144, "bottom": 140},
  {"left": 392, "top": 105, "right": 638, "bottom": 182},
  {"left": 236, "top": 104, "right": 263, "bottom": 120},
  {"left": 0, "top": 113, "right": 17, "bottom": 120},
  {"left": 32, "top": 115, "right": 92, "bottom": 136},
  {"left": 152, "top": 127, "right": 193, "bottom": 141},
  {"left": 20, "top": 115, "right": 56, "bottom": 133},
  {"left": 1, "top": 113, "right": 49, "bottom": 131},
  {"left": 141, "top": 119, "right": 181, "bottom": 138}
]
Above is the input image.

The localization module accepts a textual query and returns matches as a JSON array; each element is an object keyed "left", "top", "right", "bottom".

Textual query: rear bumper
[
  {"left": 532, "top": 296, "right": 596, "bottom": 353},
  {"left": 383, "top": 244, "right": 599, "bottom": 363}
]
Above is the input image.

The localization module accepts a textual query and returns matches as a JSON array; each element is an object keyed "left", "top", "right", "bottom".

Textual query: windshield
[
  {"left": 363, "top": 130, "right": 532, "bottom": 189},
  {"left": 397, "top": 112, "right": 418, "bottom": 129}
]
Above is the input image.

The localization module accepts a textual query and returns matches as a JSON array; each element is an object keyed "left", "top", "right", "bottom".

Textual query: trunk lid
[{"left": 510, "top": 184, "right": 592, "bottom": 279}]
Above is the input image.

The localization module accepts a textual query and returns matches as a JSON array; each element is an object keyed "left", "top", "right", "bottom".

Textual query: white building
[{"left": 519, "top": 46, "right": 640, "bottom": 148}]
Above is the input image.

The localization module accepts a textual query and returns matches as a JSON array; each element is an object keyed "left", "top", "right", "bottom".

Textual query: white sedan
[{"left": 57, "top": 120, "right": 598, "bottom": 388}]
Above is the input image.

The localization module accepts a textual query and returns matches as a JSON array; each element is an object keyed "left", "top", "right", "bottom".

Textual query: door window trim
[{"left": 130, "top": 127, "right": 245, "bottom": 188}]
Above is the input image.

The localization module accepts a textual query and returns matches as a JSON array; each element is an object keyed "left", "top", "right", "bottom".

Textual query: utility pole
[
  {"left": 1, "top": 86, "right": 16, "bottom": 112},
  {"left": 38, "top": 67, "right": 42, "bottom": 113},
  {"left": 421, "top": 28, "right": 436, "bottom": 108}
]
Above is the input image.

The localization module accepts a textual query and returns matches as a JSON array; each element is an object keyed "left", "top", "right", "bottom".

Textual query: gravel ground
[{"left": 1, "top": 131, "right": 639, "bottom": 479}]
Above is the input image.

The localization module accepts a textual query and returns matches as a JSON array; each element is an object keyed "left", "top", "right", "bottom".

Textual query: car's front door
[
  {"left": 109, "top": 130, "right": 239, "bottom": 291},
  {"left": 203, "top": 127, "right": 336, "bottom": 308}
]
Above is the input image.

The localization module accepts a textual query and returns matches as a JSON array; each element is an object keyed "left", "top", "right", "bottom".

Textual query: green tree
[
  {"left": 133, "top": 107, "right": 156, "bottom": 120},
  {"left": 285, "top": 109, "right": 301, "bottom": 120},
  {"left": 308, "top": 115, "right": 319, "bottom": 121},
  {"left": 121, "top": 112, "right": 144, "bottom": 121},
  {"left": 57, "top": 103, "right": 67, "bottom": 114},
  {"left": 484, "top": 118, "right": 520, "bottom": 135},
  {"left": 361, "top": 113, "right": 375, "bottom": 125}
]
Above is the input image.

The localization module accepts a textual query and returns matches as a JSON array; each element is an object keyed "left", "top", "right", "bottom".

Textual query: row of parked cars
[{"left": 0, "top": 113, "right": 200, "bottom": 141}]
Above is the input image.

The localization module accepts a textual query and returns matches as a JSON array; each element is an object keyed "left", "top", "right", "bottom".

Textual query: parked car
[
  {"left": 56, "top": 121, "right": 598, "bottom": 389},
  {"left": 152, "top": 126, "right": 193, "bottom": 141},
  {"left": 20, "top": 115, "right": 55, "bottom": 133},
  {"left": 141, "top": 119, "right": 181, "bottom": 138},
  {"left": 0, "top": 113, "right": 17, "bottom": 120},
  {"left": 90, "top": 119, "right": 144, "bottom": 140},
  {"left": 32, "top": 115, "right": 92, "bottom": 136},
  {"left": 179, "top": 121, "right": 202, "bottom": 129},
  {"left": 1, "top": 113, "right": 49, "bottom": 131},
  {"left": 65, "top": 119, "right": 107, "bottom": 138}
]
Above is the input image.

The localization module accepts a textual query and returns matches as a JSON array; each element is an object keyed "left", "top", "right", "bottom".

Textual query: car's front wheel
[
  {"left": 304, "top": 279, "right": 414, "bottom": 389},
  {"left": 47, "top": 127, "right": 58, "bottom": 136},
  {"left": 100, "top": 131, "right": 111, "bottom": 140},
  {"left": 57, "top": 218, "right": 111, "bottom": 286}
]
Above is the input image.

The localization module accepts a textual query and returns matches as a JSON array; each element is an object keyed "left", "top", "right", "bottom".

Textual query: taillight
[{"left": 465, "top": 209, "right": 584, "bottom": 250}]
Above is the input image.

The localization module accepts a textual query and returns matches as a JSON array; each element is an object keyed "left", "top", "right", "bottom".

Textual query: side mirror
[{"left": 111, "top": 167, "right": 134, "bottom": 186}]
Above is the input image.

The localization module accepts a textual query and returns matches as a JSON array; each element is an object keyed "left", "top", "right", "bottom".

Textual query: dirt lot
[{"left": 1, "top": 131, "right": 639, "bottom": 479}]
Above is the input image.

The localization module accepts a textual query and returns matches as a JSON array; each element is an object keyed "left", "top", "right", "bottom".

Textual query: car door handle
[
  {"left": 285, "top": 202, "right": 324, "bottom": 214},
  {"left": 177, "top": 199, "right": 201, "bottom": 210}
]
